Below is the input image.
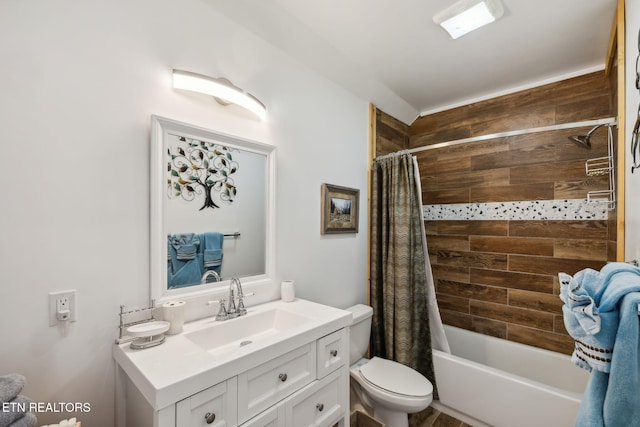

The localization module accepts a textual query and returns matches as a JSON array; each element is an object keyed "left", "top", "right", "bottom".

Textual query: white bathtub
[{"left": 431, "top": 325, "right": 589, "bottom": 427}]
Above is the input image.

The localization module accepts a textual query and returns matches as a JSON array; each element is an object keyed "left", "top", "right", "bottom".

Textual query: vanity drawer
[
  {"left": 285, "top": 368, "right": 344, "bottom": 427},
  {"left": 176, "top": 377, "right": 237, "bottom": 426},
  {"left": 316, "top": 329, "right": 347, "bottom": 378},
  {"left": 240, "top": 405, "right": 282, "bottom": 427},
  {"left": 238, "top": 342, "right": 316, "bottom": 424}
]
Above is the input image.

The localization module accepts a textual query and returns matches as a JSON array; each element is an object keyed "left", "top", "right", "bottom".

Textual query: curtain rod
[{"left": 405, "top": 117, "right": 617, "bottom": 154}]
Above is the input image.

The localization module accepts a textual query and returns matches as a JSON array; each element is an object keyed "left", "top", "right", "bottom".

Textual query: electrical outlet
[{"left": 49, "top": 290, "right": 77, "bottom": 326}]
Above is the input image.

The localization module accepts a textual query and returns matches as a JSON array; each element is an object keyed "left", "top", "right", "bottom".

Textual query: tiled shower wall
[{"left": 374, "top": 71, "right": 617, "bottom": 354}]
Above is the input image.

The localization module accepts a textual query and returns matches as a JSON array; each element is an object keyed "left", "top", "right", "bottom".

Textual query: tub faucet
[{"left": 200, "top": 270, "right": 221, "bottom": 284}]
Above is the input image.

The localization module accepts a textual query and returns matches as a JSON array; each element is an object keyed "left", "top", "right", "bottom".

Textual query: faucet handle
[
  {"left": 207, "top": 298, "right": 228, "bottom": 321},
  {"left": 236, "top": 292, "right": 255, "bottom": 316}
]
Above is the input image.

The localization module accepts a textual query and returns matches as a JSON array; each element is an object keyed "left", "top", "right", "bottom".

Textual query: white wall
[
  {"left": 0, "top": 1, "right": 368, "bottom": 425},
  {"left": 626, "top": 0, "right": 640, "bottom": 260}
]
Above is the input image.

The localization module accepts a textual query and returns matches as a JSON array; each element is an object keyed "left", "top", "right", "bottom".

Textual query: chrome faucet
[
  {"left": 200, "top": 270, "right": 221, "bottom": 284},
  {"left": 227, "top": 277, "right": 247, "bottom": 318},
  {"left": 206, "top": 277, "right": 251, "bottom": 321}
]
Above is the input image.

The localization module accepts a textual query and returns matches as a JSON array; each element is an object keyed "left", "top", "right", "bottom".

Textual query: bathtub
[{"left": 431, "top": 325, "right": 589, "bottom": 427}]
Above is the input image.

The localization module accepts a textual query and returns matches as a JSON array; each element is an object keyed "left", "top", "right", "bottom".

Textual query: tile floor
[{"left": 409, "top": 407, "right": 473, "bottom": 427}]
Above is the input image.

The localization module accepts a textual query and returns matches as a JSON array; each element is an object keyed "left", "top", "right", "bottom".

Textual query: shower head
[
  {"left": 568, "top": 124, "right": 603, "bottom": 150},
  {"left": 568, "top": 134, "right": 592, "bottom": 149}
]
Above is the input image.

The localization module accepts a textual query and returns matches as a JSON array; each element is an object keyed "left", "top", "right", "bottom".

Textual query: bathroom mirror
[{"left": 150, "top": 115, "right": 275, "bottom": 302}]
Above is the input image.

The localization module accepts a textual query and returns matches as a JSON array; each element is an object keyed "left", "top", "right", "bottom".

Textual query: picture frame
[{"left": 321, "top": 183, "right": 360, "bottom": 234}]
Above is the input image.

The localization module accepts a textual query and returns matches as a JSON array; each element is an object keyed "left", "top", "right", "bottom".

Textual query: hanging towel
[
  {"left": 559, "top": 262, "right": 640, "bottom": 373},
  {"left": 169, "top": 233, "right": 200, "bottom": 260},
  {"left": 573, "top": 292, "right": 640, "bottom": 426},
  {"left": 200, "top": 232, "right": 224, "bottom": 274},
  {"left": 167, "top": 234, "right": 204, "bottom": 288},
  {"left": 0, "top": 374, "right": 25, "bottom": 402}
]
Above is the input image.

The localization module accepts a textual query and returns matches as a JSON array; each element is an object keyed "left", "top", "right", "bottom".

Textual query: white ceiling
[{"left": 205, "top": 0, "right": 617, "bottom": 124}]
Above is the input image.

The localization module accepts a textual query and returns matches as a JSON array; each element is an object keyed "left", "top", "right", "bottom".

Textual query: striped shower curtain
[{"left": 370, "top": 151, "right": 439, "bottom": 398}]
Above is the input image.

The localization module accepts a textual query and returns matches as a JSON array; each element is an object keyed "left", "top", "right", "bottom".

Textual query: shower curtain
[{"left": 370, "top": 151, "right": 449, "bottom": 398}]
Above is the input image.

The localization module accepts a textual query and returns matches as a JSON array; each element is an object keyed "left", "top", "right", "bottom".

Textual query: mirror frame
[{"left": 150, "top": 115, "right": 276, "bottom": 304}]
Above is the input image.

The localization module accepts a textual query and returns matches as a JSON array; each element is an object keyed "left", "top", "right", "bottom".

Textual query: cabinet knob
[
  {"left": 278, "top": 373, "right": 288, "bottom": 382},
  {"left": 204, "top": 412, "right": 216, "bottom": 424},
  {"left": 316, "top": 403, "right": 324, "bottom": 412},
  {"left": 330, "top": 349, "right": 338, "bottom": 357}
]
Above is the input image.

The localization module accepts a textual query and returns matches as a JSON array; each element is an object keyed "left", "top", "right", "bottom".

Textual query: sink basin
[{"left": 184, "top": 307, "right": 313, "bottom": 356}]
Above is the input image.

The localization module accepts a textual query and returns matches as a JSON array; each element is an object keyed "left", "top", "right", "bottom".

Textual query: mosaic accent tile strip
[{"left": 423, "top": 199, "right": 608, "bottom": 221}]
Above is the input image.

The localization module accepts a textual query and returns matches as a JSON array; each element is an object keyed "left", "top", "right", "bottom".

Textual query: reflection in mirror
[{"left": 150, "top": 116, "right": 275, "bottom": 302}]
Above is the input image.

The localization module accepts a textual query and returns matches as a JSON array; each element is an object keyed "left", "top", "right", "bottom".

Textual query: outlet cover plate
[{"left": 48, "top": 290, "right": 77, "bottom": 326}]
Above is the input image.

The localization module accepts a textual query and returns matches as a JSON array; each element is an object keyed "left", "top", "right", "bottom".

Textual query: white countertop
[{"left": 113, "top": 298, "right": 352, "bottom": 410}]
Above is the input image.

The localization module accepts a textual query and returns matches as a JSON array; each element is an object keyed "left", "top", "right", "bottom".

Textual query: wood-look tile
[
  {"left": 471, "top": 110, "right": 556, "bottom": 136},
  {"left": 470, "top": 317, "right": 508, "bottom": 339},
  {"left": 470, "top": 236, "right": 553, "bottom": 256},
  {"left": 508, "top": 255, "right": 605, "bottom": 276},
  {"left": 440, "top": 310, "right": 473, "bottom": 330},
  {"left": 556, "top": 93, "right": 612, "bottom": 125},
  {"left": 554, "top": 239, "right": 608, "bottom": 261},
  {"left": 470, "top": 300, "right": 554, "bottom": 331},
  {"left": 379, "top": 109, "right": 410, "bottom": 135},
  {"left": 471, "top": 143, "right": 557, "bottom": 171},
  {"left": 555, "top": 128, "right": 609, "bottom": 161},
  {"left": 507, "top": 324, "right": 575, "bottom": 355},
  {"left": 508, "top": 289, "right": 563, "bottom": 314},
  {"left": 431, "top": 168, "right": 510, "bottom": 190},
  {"left": 428, "top": 235, "right": 470, "bottom": 252},
  {"left": 424, "top": 188, "right": 470, "bottom": 204},
  {"left": 437, "top": 220, "right": 508, "bottom": 236},
  {"left": 470, "top": 183, "right": 554, "bottom": 203},
  {"left": 424, "top": 221, "right": 437, "bottom": 235},
  {"left": 554, "top": 177, "right": 610, "bottom": 200},
  {"left": 470, "top": 268, "right": 554, "bottom": 293},
  {"left": 419, "top": 156, "right": 471, "bottom": 175},
  {"left": 509, "top": 220, "right": 608, "bottom": 239},
  {"left": 404, "top": 70, "right": 616, "bottom": 355},
  {"left": 509, "top": 159, "right": 589, "bottom": 185},
  {"left": 409, "top": 127, "right": 471, "bottom": 148},
  {"left": 431, "top": 264, "right": 470, "bottom": 283},
  {"left": 607, "top": 240, "right": 617, "bottom": 262},
  {"left": 436, "top": 137, "right": 510, "bottom": 161},
  {"left": 436, "top": 250, "right": 508, "bottom": 270},
  {"left": 554, "top": 314, "right": 570, "bottom": 335},
  {"left": 436, "top": 293, "right": 470, "bottom": 313},
  {"left": 438, "top": 280, "right": 508, "bottom": 304}
]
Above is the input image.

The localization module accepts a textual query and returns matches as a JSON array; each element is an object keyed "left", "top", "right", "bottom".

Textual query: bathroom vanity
[{"left": 113, "top": 299, "right": 351, "bottom": 427}]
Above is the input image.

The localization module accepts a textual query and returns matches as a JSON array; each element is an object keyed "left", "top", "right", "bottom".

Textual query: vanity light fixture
[
  {"left": 433, "top": 0, "right": 504, "bottom": 40},
  {"left": 172, "top": 69, "right": 267, "bottom": 121}
]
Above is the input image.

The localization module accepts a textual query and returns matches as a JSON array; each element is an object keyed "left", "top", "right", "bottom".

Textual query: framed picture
[{"left": 321, "top": 184, "right": 360, "bottom": 234}]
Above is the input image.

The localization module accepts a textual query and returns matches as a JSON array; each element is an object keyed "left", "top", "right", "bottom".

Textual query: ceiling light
[
  {"left": 433, "top": 0, "right": 504, "bottom": 40},
  {"left": 172, "top": 69, "right": 266, "bottom": 121}
]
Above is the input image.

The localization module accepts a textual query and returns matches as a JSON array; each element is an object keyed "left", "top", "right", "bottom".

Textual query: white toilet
[{"left": 347, "top": 304, "right": 433, "bottom": 427}]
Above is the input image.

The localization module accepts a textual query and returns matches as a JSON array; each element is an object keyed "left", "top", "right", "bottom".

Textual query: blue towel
[
  {"left": 169, "top": 233, "right": 200, "bottom": 260},
  {"left": 560, "top": 262, "right": 640, "bottom": 373},
  {"left": 574, "top": 292, "right": 640, "bottom": 426},
  {"left": 167, "top": 234, "right": 204, "bottom": 288},
  {"left": 200, "top": 232, "right": 224, "bottom": 274}
]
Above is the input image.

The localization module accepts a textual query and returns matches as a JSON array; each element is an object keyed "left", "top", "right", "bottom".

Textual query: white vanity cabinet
[
  {"left": 114, "top": 299, "right": 352, "bottom": 427},
  {"left": 240, "top": 329, "right": 348, "bottom": 427},
  {"left": 176, "top": 378, "right": 238, "bottom": 426}
]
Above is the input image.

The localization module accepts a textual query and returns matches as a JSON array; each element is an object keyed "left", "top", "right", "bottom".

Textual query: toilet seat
[{"left": 359, "top": 357, "right": 433, "bottom": 398}]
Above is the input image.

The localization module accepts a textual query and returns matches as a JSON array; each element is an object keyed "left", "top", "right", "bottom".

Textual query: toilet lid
[{"left": 360, "top": 357, "right": 433, "bottom": 397}]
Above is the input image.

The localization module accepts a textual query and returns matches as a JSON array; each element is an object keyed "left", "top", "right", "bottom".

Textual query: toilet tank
[{"left": 346, "top": 304, "right": 373, "bottom": 365}]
